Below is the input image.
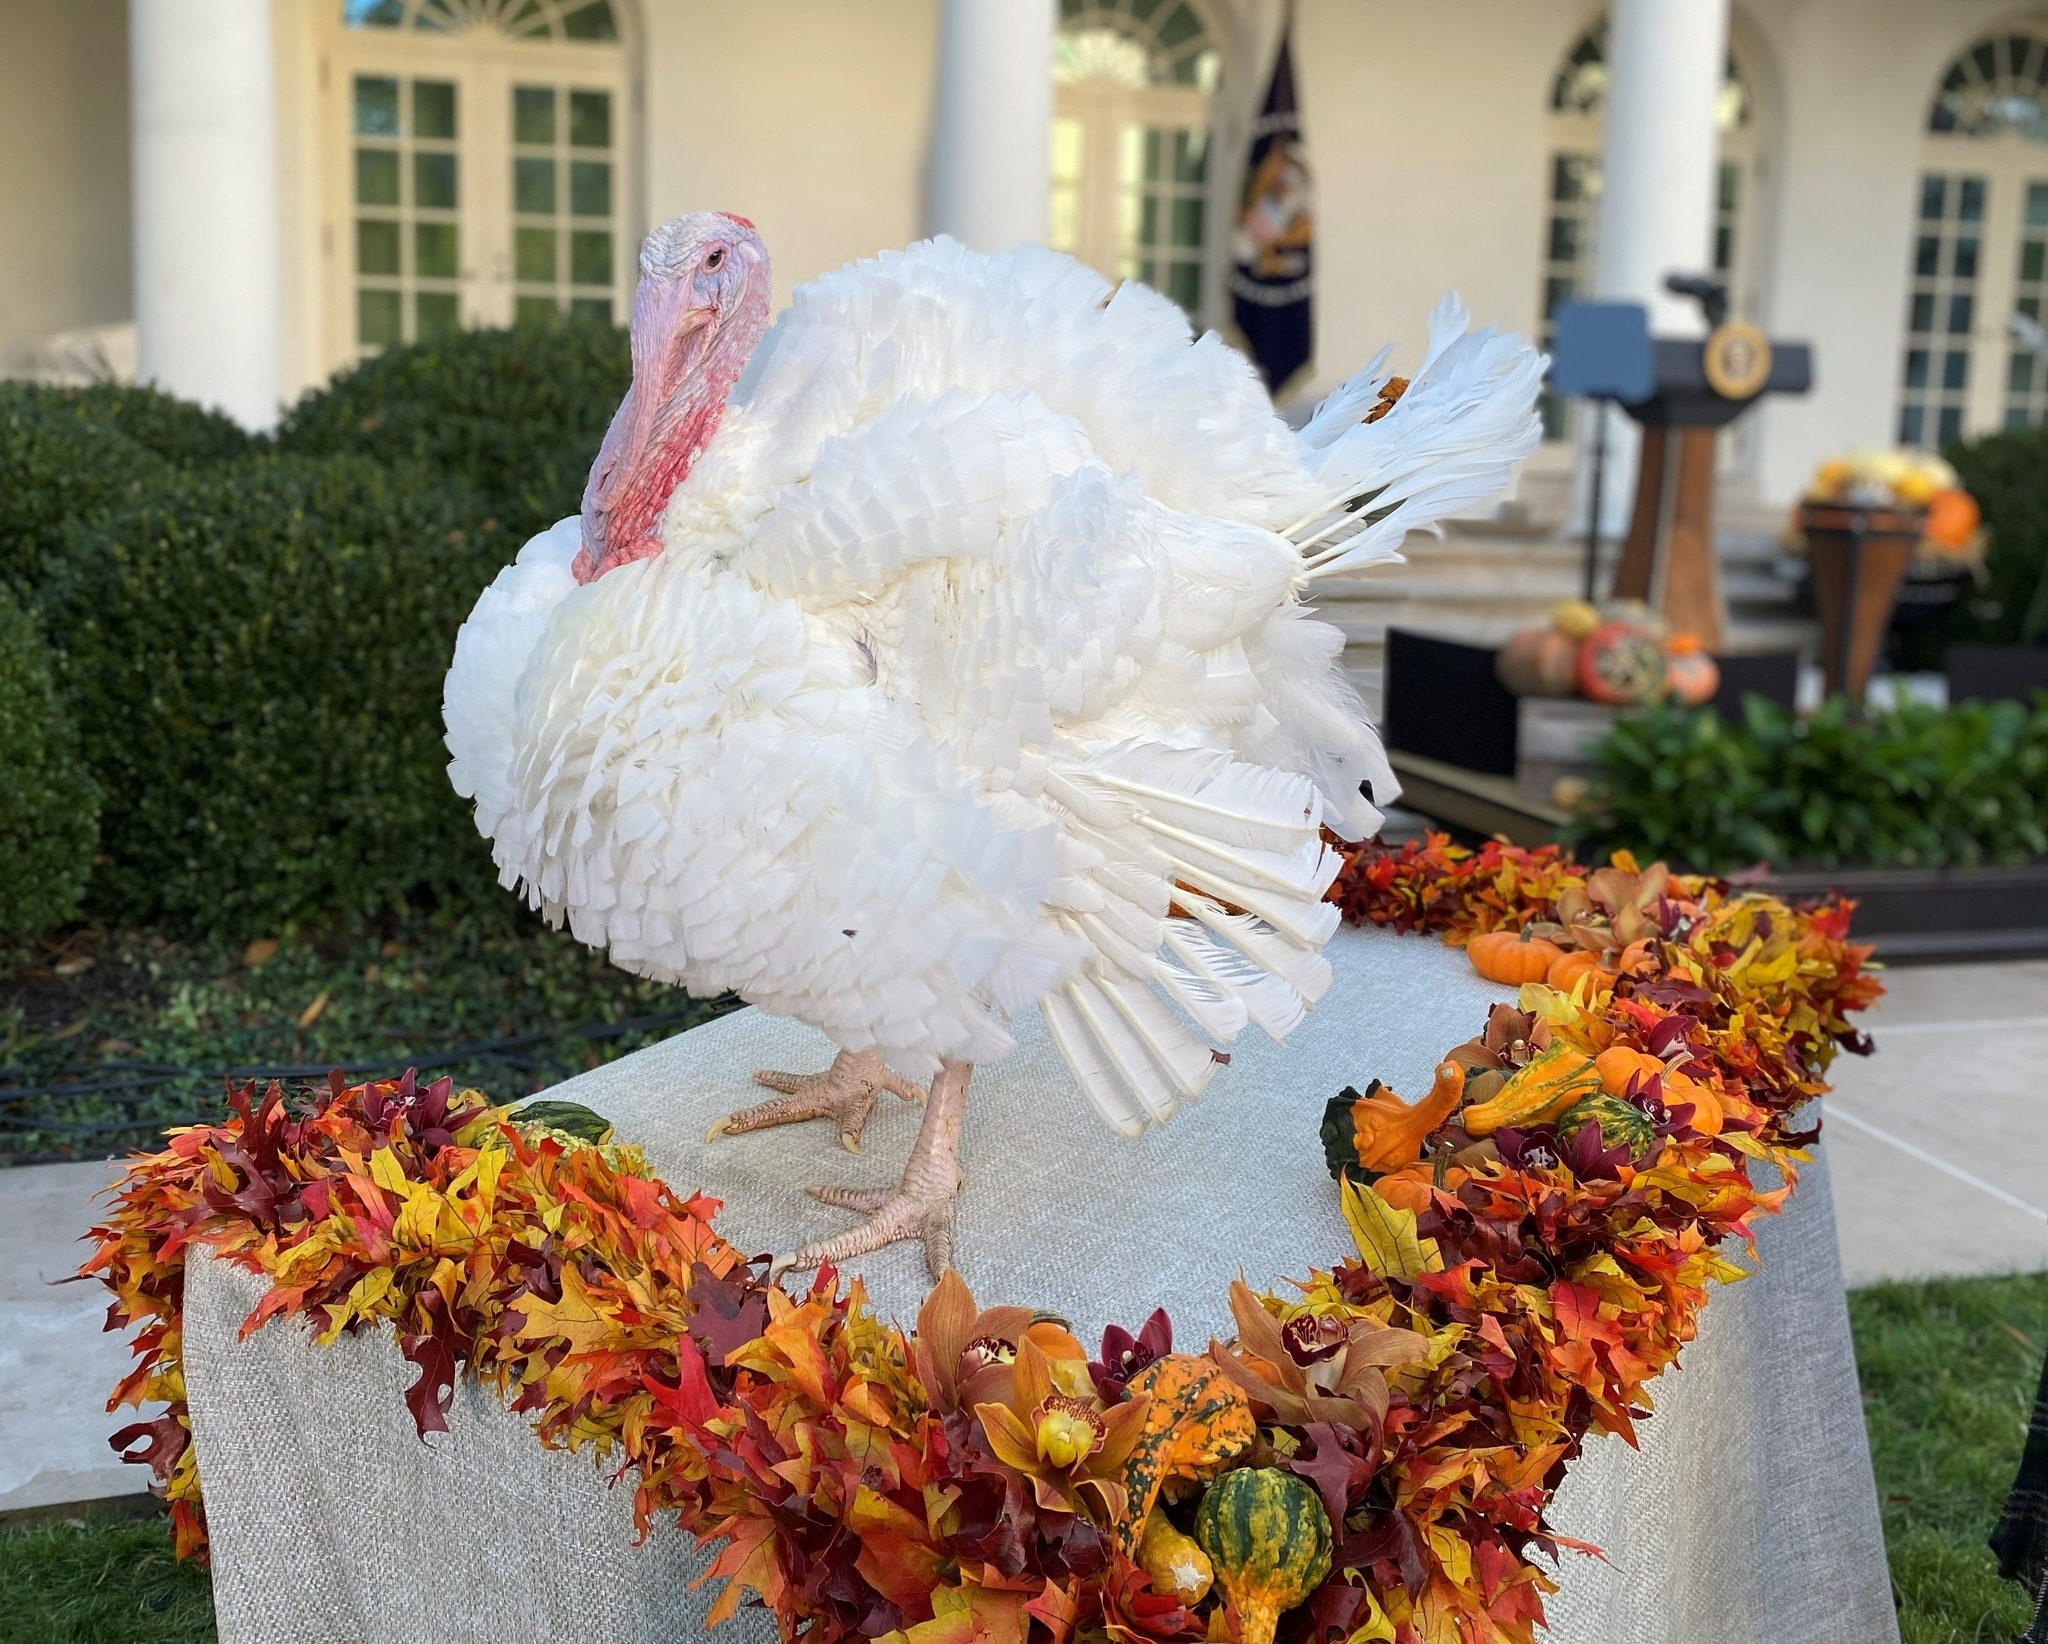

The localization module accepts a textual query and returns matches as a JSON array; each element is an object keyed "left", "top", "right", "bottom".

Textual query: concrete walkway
[{"left": 3, "top": 957, "right": 2042, "bottom": 1513}]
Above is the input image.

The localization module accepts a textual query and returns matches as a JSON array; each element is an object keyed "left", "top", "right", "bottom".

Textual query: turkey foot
[
  {"left": 705, "top": 1047, "right": 923, "bottom": 1153},
  {"left": 777, "top": 1060, "right": 970, "bottom": 1282}
]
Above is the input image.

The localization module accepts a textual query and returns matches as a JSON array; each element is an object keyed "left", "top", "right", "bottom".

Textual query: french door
[{"left": 324, "top": 31, "right": 632, "bottom": 363}]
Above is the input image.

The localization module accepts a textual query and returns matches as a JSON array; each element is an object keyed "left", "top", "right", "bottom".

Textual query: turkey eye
[{"left": 704, "top": 248, "right": 726, "bottom": 272}]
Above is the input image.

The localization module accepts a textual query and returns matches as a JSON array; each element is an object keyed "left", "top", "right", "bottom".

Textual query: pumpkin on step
[
  {"left": 1493, "top": 625, "right": 1579, "bottom": 697},
  {"left": 1664, "top": 634, "right": 1720, "bottom": 705},
  {"left": 1576, "top": 620, "right": 1666, "bottom": 705},
  {"left": 1466, "top": 929, "right": 1564, "bottom": 985},
  {"left": 1194, "top": 1467, "right": 1333, "bottom": 1644}
]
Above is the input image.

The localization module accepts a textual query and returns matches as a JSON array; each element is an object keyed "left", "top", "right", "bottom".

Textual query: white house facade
[{"left": 8, "top": 0, "right": 2048, "bottom": 509}]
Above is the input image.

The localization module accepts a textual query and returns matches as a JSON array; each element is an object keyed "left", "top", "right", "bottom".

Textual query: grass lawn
[
  {"left": 0, "top": 913, "right": 736, "bottom": 1162},
  {"left": 5, "top": 1272, "right": 2041, "bottom": 1640}
]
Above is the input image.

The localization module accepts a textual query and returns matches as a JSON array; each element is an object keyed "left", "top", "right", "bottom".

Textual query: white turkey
[{"left": 444, "top": 211, "right": 1543, "bottom": 1277}]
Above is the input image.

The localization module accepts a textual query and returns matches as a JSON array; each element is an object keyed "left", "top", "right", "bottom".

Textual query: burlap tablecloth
[{"left": 181, "top": 924, "right": 1897, "bottom": 1643}]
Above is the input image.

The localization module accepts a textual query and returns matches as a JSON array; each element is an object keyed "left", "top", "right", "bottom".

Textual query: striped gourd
[{"left": 1192, "top": 1467, "right": 1332, "bottom": 1644}]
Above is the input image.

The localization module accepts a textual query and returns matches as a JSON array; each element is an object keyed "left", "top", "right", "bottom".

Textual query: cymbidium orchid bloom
[
  {"left": 1209, "top": 1279, "right": 1426, "bottom": 1432},
  {"left": 974, "top": 1337, "right": 1150, "bottom": 1519},
  {"left": 1090, "top": 1307, "right": 1173, "bottom": 1398}
]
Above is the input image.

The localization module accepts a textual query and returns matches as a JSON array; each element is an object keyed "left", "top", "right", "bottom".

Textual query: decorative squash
[
  {"left": 1550, "top": 598, "right": 1601, "bottom": 639},
  {"left": 1667, "top": 1073, "right": 1724, "bottom": 1136},
  {"left": 1594, "top": 1047, "right": 1665, "bottom": 1099},
  {"left": 1493, "top": 626, "right": 1579, "bottom": 697},
  {"left": 1544, "top": 948, "right": 1615, "bottom": 996},
  {"left": 1459, "top": 1043, "right": 1602, "bottom": 1136},
  {"left": 1556, "top": 1094, "right": 1659, "bottom": 1159},
  {"left": 1118, "top": 1356, "right": 1257, "bottom": 1543},
  {"left": 1663, "top": 634, "right": 1720, "bottom": 705},
  {"left": 1466, "top": 930, "right": 1565, "bottom": 986},
  {"left": 1576, "top": 621, "right": 1666, "bottom": 705},
  {"left": 1332, "top": 1062, "right": 1466, "bottom": 1176},
  {"left": 1193, "top": 1468, "right": 1333, "bottom": 1644},
  {"left": 1924, "top": 487, "right": 1980, "bottom": 551},
  {"left": 1138, "top": 1510, "right": 1214, "bottom": 1605}
]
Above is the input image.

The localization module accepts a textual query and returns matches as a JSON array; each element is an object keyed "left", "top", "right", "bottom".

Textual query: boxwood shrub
[
  {"left": 0, "top": 583, "right": 100, "bottom": 935},
  {"left": 1573, "top": 692, "right": 2048, "bottom": 871},
  {"left": 0, "top": 386, "right": 175, "bottom": 595},
  {"left": 40, "top": 454, "right": 514, "bottom": 937},
  {"left": 276, "top": 316, "right": 627, "bottom": 541}
]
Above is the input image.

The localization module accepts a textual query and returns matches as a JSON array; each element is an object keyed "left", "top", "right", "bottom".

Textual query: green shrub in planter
[
  {"left": 41, "top": 453, "right": 514, "bottom": 937},
  {"left": 276, "top": 316, "right": 627, "bottom": 542},
  {"left": 0, "top": 584, "right": 100, "bottom": 935},
  {"left": 1573, "top": 692, "right": 2048, "bottom": 871}
]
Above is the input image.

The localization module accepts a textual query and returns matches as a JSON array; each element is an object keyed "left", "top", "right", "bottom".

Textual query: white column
[
  {"left": 1581, "top": 0, "right": 1730, "bottom": 537},
  {"left": 928, "top": 0, "right": 1053, "bottom": 251},
  {"left": 129, "top": 0, "right": 282, "bottom": 431}
]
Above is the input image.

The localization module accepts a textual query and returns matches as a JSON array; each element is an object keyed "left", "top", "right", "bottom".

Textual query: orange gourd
[
  {"left": 1467, "top": 930, "right": 1564, "bottom": 985},
  {"left": 1924, "top": 487, "right": 1980, "bottom": 550},
  {"left": 1345, "top": 1061, "right": 1467, "bottom": 1174},
  {"left": 1595, "top": 1047, "right": 1664, "bottom": 1097},
  {"left": 1616, "top": 937, "right": 1659, "bottom": 976},
  {"left": 1545, "top": 948, "right": 1616, "bottom": 995}
]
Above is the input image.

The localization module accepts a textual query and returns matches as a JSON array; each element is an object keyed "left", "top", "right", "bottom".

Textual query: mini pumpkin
[
  {"left": 1493, "top": 625, "right": 1579, "bottom": 697},
  {"left": 1194, "top": 1468, "right": 1333, "bottom": 1644},
  {"left": 1545, "top": 948, "right": 1616, "bottom": 996},
  {"left": 1576, "top": 621, "right": 1666, "bottom": 705},
  {"left": 1924, "top": 487, "right": 1980, "bottom": 551},
  {"left": 1466, "top": 929, "right": 1564, "bottom": 985},
  {"left": 1663, "top": 634, "right": 1720, "bottom": 706}
]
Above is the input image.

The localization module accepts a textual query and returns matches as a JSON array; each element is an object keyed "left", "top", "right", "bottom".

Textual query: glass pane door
[
  {"left": 1897, "top": 172, "right": 1987, "bottom": 447},
  {"left": 350, "top": 72, "right": 465, "bottom": 348},
  {"left": 510, "top": 82, "right": 620, "bottom": 324},
  {"left": 2005, "top": 180, "right": 2048, "bottom": 427},
  {"left": 1117, "top": 123, "right": 1207, "bottom": 315}
]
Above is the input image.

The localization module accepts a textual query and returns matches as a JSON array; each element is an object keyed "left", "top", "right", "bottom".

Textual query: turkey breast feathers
[{"left": 445, "top": 237, "right": 1541, "bottom": 1135}]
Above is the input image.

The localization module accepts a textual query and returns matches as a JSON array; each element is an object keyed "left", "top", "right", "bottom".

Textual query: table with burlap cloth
[{"left": 180, "top": 924, "right": 1898, "bottom": 1644}]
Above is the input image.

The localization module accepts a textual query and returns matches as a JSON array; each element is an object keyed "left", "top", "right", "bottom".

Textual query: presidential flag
[{"left": 1232, "top": 15, "right": 1313, "bottom": 393}]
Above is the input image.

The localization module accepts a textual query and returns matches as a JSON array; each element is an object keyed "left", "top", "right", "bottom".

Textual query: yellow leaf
[
  {"left": 296, "top": 990, "right": 329, "bottom": 1029},
  {"left": 242, "top": 937, "right": 278, "bottom": 968},
  {"left": 514, "top": 1264, "right": 613, "bottom": 1356},
  {"left": 368, "top": 1147, "right": 410, "bottom": 1196},
  {"left": 1341, "top": 1178, "right": 1443, "bottom": 1281}
]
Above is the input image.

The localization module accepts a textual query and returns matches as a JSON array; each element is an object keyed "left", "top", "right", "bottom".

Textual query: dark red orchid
[{"left": 1090, "top": 1307, "right": 1172, "bottom": 1398}]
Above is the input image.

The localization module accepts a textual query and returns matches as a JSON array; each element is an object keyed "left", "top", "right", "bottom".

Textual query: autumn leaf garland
[{"left": 85, "top": 839, "right": 1878, "bottom": 1644}]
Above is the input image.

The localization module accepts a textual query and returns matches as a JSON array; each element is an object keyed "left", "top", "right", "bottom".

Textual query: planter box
[{"left": 1738, "top": 861, "right": 2048, "bottom": 963}]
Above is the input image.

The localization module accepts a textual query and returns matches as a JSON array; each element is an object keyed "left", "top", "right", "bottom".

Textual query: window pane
[
  {"left": 515, "top": 156, "right": 556, "bottom": 215},
  {"left": 1961, "top": 177, "right": 1987, "bottom": 221},
  {"left": 516, "top": 294, "right": 560, "bottom": 325},
  {"left": 358, "top": 288, "right": 402, "bottom": 347},
  {"left": 1954, "top": 235, "right": 1979, "bottom": 279},
  {"left": 569, "top": 159, "right": 611, "bottom": 216},
  {"left": 571, "top": 229, "right": 613, "bottom": 285},
  {"left": 1916, "top": 235, "right": 1940, "bottom": 276},
  {"left": 1943, "top": 349, "right": 1969, "bottom": 389},
  {"left": 570, "top": 90, "right": 611, "bottom": 148},
  {"left": 1166, "top": 260, "right": 1201, "bottom": 311},
  {"left": 413, "top": 80, "right": 456, "bottom": 140},
  {"left": 561, "top": 2, "right": 618, "bottom": 40},
  {"left": 1920, "top": 175, "right": 1946, "bottom": 219},
  {"left": 1554, "top": 154, "right": 1588, "bottom": 203},
  {"left": 356, "top": 218, "right": 400, "bottom": 276},
  {"left": 1170, "top": 197, "right": 1204, "bottom": 247},
  {"left": 1904, "top": 348, "right": 1929, "bottom": 388},
  {"left": 1899, "top": 404, "right": 1924, "bottom": 445},
  {"left": 1549, "top": 217, "right": 1581, "bottom": 263},
  {"left": 516, "top": 226, "right": 558, "bottom": 283},
  {"left": 1949, "top": 292, "right": 1974, "bottom": 333},
  {"left": 354, "top": 76, "right": 399, "bottom": 137},
  {"left": 1139, "top": 193, "right": 1160, "bottom": 245},
  {"left": 415, "top": 221, "right": 458, "bottom": 279},
  {"left": 1174, "top": 130, "right": 1207, "bottom": 183},
  {"left": 415, "top": 151, "right": 458, "bottom": 210},
  {"left": 415, "top": 291, "right": 460, "bottom": 339},
  {"left": 1911, "top": 291, "right": 1935, "bottom": 332},
  {"left": 569, "top": 295, "right": 613, "bottom": 322},
  {"left": 2012, "top": 352, "right": 2035, "bottom": 393},
  {"left": 2031, "top": 183, "right": 2048, "bottom": 227},
  {"left": 514, "top": 86, "right": 556, "bottom": 145},
  {"left": 1142, "top": 128, "right": 1163, "bottom": 182},
  {"left": 1051, "top": 118, "right": 1084, "bottom": 184},
  {"left": 1937, "top": 404, "right": 1963, "bottom": 443},
  {"left": 2025, "top": 240, "right": 2047, "bottom": 283},
  {"left": 355, "top": 148, "right": 399, "bottom": 206}
]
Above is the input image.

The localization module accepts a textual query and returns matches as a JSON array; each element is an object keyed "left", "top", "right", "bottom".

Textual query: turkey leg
[
  {"left": 705, "top": 1047, "right": 924, "bottom": 1153},
  {"left": 776, "top": 1059, "right": 969, "bottom": 1282}
]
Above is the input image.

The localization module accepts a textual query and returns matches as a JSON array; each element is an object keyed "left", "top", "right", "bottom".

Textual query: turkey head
[{"left": 574, "top": 211, "right": 772, "bottom": 582}]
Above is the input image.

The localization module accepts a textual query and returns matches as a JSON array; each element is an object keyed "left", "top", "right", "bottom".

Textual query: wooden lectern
[{"left": 1552, "top": 287, "right": 1811, "bottom": 647}]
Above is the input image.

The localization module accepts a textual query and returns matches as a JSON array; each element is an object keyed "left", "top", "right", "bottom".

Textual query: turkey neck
[{"left": 577, "top": 282, "right": 767, "bottom": 582}]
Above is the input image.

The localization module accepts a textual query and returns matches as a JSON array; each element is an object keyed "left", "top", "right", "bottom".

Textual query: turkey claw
[{"left": 704, "top": 1048, "right": 923, "bottom": 1152}]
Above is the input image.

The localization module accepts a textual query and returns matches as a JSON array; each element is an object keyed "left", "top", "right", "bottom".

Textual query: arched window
[
  {"left": 1048, "top": 0, "right": 1223, "bottom": 320},
  {"left": 1535, "top": 17, "right": 1759, "bottom": 442},
  {"left": 1900, "top": 25, "right": 2048, "bottom": 445},
  {"left": 327, "top": 0, "right": 633, "bottom": 363}
]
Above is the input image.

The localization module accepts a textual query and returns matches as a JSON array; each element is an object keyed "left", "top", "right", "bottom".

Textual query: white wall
[
  {"left": 0, "top": 0, "right": 132, "bottom": 372},
  {"left": 640, "top": 0, "right": 938, "bottom": 299}
]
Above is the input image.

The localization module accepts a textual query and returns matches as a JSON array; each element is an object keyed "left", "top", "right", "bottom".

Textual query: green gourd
[
  {"left": 1557, "top": 1093, "right": 1658, "bottom": 1158},
  {"left": 1192, "top": 1468, "right": 1332, "bottom": 1644}
]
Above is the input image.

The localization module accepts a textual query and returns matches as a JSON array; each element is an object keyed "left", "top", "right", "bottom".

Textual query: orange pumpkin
[
  {"left": 1668, "top": 1075, "right": 1724, "bottom": 1135},
  {"left": 1545, "top": 948, "right": 1616, "bottom": 995},
  {"left": 1494, "top": 626, "right": 1579, "bottom": 697},
  {"left": 1466, "top": 929, "right": 1564, "bottom": 985},
  {"left": 1663, "top": 634, "right": 1720, "bottom": 706},
  {"left": 1924, "top": 487, "right": 1980, "bottom": 551},
  {"left": 1616, "top": 937, "right": 1659, "bottom": 976},
  {"left": 1595, "top": 1047, "right": 1665, "bottom": 1097},
  {"left": 1576, "top": 621, "right": 1666, "bottom": 705}
]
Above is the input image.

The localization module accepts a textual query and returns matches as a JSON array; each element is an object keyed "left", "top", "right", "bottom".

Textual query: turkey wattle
[{"left": 444, "top": 211, "right": 1543, "bottom": 1278}]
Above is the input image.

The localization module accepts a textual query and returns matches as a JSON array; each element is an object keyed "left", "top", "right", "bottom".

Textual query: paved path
[
  {"left": 3, "top": 957, "right": 2041, "bottom": 1511},
  {"left": 1823, "top": 958, "right": 2048, "bottom": 1287}
]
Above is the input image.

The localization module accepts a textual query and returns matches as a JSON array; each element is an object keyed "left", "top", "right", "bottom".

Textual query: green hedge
[
  {"left": 276, "top": 316, "right": 627, "bottom": 541},
  {"left": 1573, "top": 692, "right": 2048, "bottom": 871},
  {"left": 1948, "top": 423, "right": 2048, "bottom": 645},
  {"left": 0, "top": 387, "right": 173, "bottom": 595},
  {"left": 41, "top": 455, "right": 514, "bottom": 937},
  {"left": 0, "top": 584, "right": 100, "bottom": 935}
]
